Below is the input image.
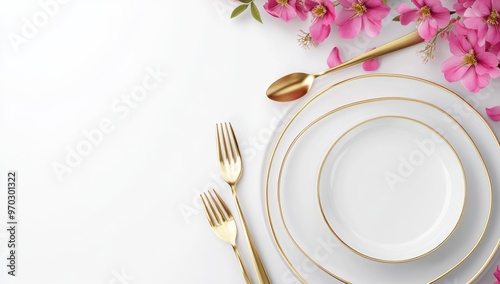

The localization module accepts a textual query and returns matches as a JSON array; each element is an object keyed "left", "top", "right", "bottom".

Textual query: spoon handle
[{"left": 316, "top": 30, "right": 424, "bottom": 77}]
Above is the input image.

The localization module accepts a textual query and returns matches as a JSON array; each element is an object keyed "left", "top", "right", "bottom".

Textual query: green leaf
[
  {"left": 239, "top": 0, "right": 252, "bottom": 3},
  {"left": 231, "top": 4, "right": 248, "bottom": 18},
  {"left": 392, "top": 15, "right": 400, "bottom": 21},
  {"left": 250, "top": 2, "right": 263, "bottom": 23}
]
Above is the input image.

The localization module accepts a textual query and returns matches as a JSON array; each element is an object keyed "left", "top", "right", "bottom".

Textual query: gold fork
[
  {"left": 200, "top": 189, "right": 252, "bottom": 284},
  {"left": 216, "top": 122, "right": 271, "bottom": 284}
]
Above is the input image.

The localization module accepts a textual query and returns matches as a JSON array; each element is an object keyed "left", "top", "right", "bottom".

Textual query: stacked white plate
[{"left": 264, "top": 74, "right": 500, "bottom": 283}]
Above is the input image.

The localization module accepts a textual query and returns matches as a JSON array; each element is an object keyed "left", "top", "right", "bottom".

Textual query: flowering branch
[
  {"left": 297, "top": 30, "right": 317, "bottom": 48},
  {"left": 230, "top": 0, "right": 500, "bottom": 120},
  {"left": 416, "top": 17, "right": 458, "bottom": 63}
]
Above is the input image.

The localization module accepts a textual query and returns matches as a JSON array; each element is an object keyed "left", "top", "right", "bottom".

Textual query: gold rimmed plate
[
  {"left": 317, "top": 115, "right": 466, "bottom": 263},
  {"left": 264, "top": 74, "right": 500, "bottom": 283},
  {"left": 273, "top": 98, "right": 488, "bottom": 283}
]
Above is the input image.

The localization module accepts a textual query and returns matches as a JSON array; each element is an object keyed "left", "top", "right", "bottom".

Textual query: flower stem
[{"left": 418, "top": 16, "right": 459, "bottom": 63}]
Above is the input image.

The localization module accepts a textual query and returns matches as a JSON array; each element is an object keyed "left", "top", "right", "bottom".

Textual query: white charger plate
[
  {"left": 264, "top": 74, "right": 500, "bottom": 283},
  {"left": 318, "top": 116, "right": 466, "bottom": 263}
]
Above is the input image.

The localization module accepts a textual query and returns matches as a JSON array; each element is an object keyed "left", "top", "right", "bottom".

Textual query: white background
[{"left": 0, "top": 0, "right": 499, "bottom": 283}]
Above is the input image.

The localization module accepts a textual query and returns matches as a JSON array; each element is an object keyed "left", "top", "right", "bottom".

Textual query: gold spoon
[{"left": 266, "top": 30, "right": 424, "bottom": 102}]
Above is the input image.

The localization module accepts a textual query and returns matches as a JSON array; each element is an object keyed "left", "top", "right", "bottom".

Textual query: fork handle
[
  {"left": 232, "top": 188, "right": 272, "bottom": 284},
  {"left": 232, "top": 245, "right": 253, "bottom": 284}
]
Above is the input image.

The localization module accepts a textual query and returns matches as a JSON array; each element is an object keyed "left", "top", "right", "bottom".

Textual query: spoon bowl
[
  {"left": 266, "top": 31, "right": 423, "bottom": 102},
  {"left": 266, "top": 72, "right": 315, "bottom": 102}
]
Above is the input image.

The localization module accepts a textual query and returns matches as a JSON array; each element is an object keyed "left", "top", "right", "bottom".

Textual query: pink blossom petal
[
  {"left": 365, "top": 3, "right": 390, "bottom": 21},
  {"left": 337, "top": 0, "right": 356, "bottom": 7},
  {"left": 467, "top": 27, "right": 480, "bottom": 47},
  {"left": 362, "top": 47, "right": 380, "bottom": 71},
  {"left": 454, "top": 21, "right": 470, "bottom": 36},
  {"left": 364, "top": 0, "right": 381, "bottom": 8},
  {"left": 463, "top": 17, "right": 484, "bottom": 30},
  {"left": 418, "top": 19, "right": 438, "bottom": 40},
  {"left": 462, "top": 67, "right": 484, "bottom": 93},
  {"left": 448, "top": 33, "right": 466, "bottom": 55},
  {"left": 488, "top": 41, "right": 500, "bottom": 60},
  {"left": 493, "top": 0, "right": 500, "bottom": 10},
  {"left": 473, "top": 1, "right": 491, "bottom": 16},
  {"left": 337, "top": 16, "right": 362, "bottom": 38},
  {"left": 485, "top": 26, "right": 500, "bottom": 45},
  {"left": 455, "top": 32, "right": 474, "bottom": 54},
  {"left": 397, "top": 4, "right": 418, "bottom": 25},
  {"left": 477, "top": 72, "right": 491, "bottom": 90},
  {"left": 441, "top": 56, "right": 469, "bottom": 82},
  {"left": 362, "top": 15, "right": 383, "bottom": 37},
  {"left": 279, "top": 6, "right": 298, "bottom": 21},
  {"left": 335, "top": 9, "right": 356, "bottom": 26},
  {"left": 426, "top": 0, "right": 443, "bottom": 10},
  {"left": 310, "top": 22, "right": 331, "bottom": 43},
  {"left": 494, "top": 265, "right": 500, "bottom": 280},
  {"left": 476, "top": 26, "right": 488, "bottom": 46},
  {"left": 327, "top": 47, "right": 343, "bottom": 68},
  {"left": 295, "top": 1, "right": 309, "bottom": 20},
  {"left": 486, "top": 106, "right": 500, "bottom": 121},
  {"left": 396, "top": 3, "right": 414, "bottom": 14},
  {"left": 412, "top": 0, "right": 425, "bottom": 8},
  {"left": 303, "top": 0, "right": 316, "bottom": 10},
  {"left": 475, "top": 52, "right": 500, "bottom": 77},
  {"left": 432, "top": 8, "right": 451, "bottom": 27}
]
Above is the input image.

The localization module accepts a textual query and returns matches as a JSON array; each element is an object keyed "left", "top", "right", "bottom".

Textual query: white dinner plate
[
  {"left": 264, "top": 74, "right": 500, "bottom": 283},
  {"left": 318, "top": 116, "right": 466, "bottom": 263},
  {"left": 274, "top": 98, "right": 487, "bottom": 283}
]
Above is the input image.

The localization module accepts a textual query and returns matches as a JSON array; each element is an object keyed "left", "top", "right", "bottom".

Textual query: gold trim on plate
[{"left": 469, "top": 239, "right": 500, "bottom": 282}]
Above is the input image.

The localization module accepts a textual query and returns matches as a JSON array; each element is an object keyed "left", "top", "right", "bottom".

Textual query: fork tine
[
  {"left": 207, "top": 191, "right": 224, "bottom": 226},
  {"left": 210, "top": 189, "right": 233, "bottom": 221},
  {"left": 216, "top": 123, "right": 227, "bottom": 165},
  {"left": 209, "top": 190, "right": 229, "bottom": 223},
  {"left": 200, "top": 193, "right": 215, "bottom": 227},
  {"left": 221, "top": 123, "right": 235, "bottom": 164},
  {"left": 203, "top": 192, "right": 223, "bottom": 226},
  {"left": 226, "top": 122, "right": 241, "bottom": 163}
]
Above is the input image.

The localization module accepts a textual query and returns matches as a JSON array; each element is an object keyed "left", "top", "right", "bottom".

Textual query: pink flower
[
  {"left": 463, "top": 0, "right": 500, "bottom": 45},
  {"left": 441, "top": 26, "right": 500, "bottom": 93},
  {"left": 397, "top": 0, "right": 450, "bottom": 41},
  {"left": 264, "top": 0, "right": 298, "bottom": 22},
  {"left": 336, "top": 0, "right": 390, "bottom": 39},
  {"left": 304, "top": 0, "right": 336, "bottom": 43},
  {"left": 362, "top": 47, "right": 380, "bottom": 71},
  {"left": 327, "top": 47, "right": 342, "bottom": 68}
]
